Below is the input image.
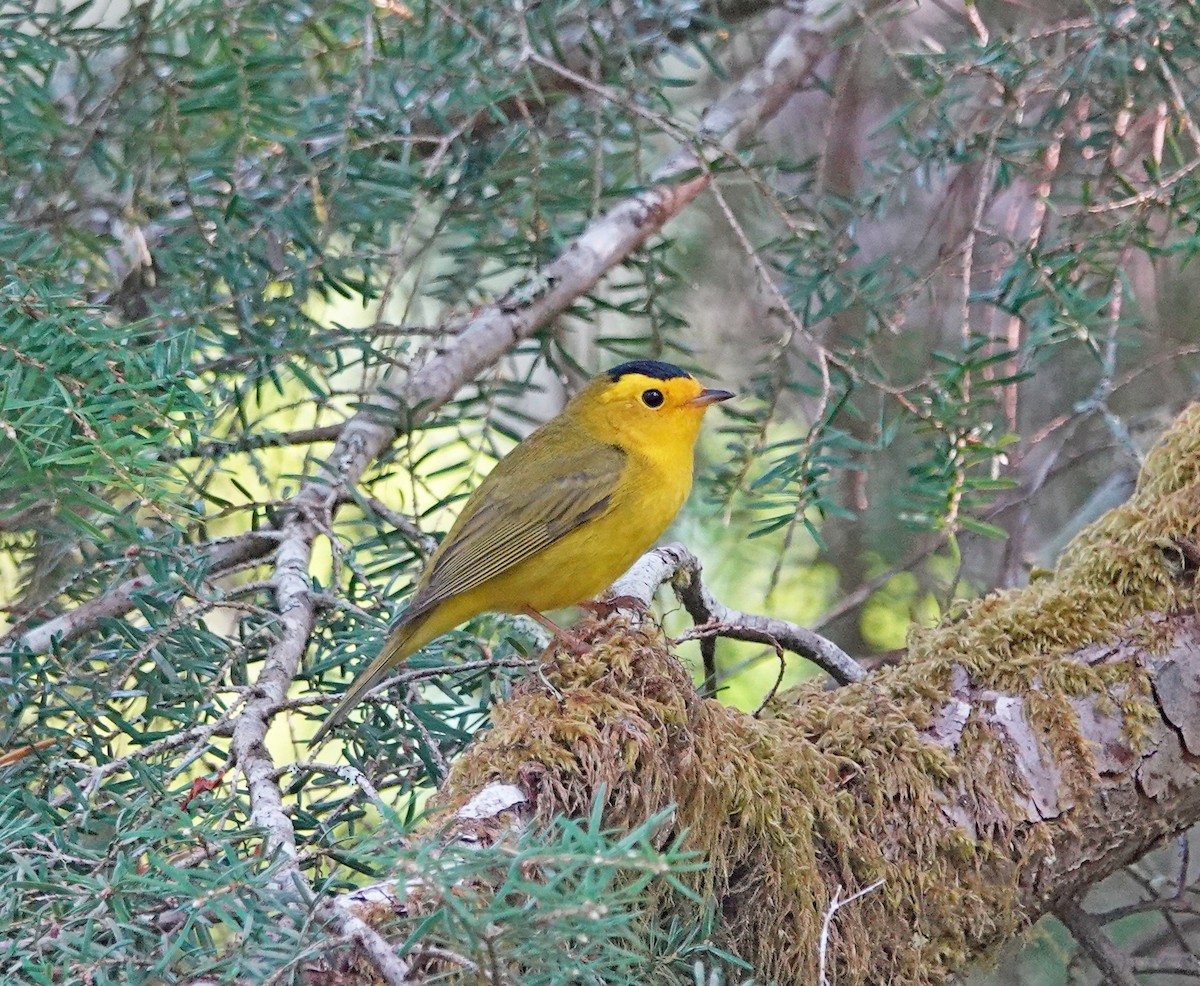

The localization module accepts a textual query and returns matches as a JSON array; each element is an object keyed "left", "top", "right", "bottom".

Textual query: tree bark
[{"left": 372, "top": 402, "right": 1200, "bottom": 985}]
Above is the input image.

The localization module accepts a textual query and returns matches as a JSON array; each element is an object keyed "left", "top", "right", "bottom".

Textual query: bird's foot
[
  {"left": 578, "top": 595, "right": 648, "bottom": 619},
  {"left": 519, "top": 605, "right": 591, "bottom": 657}
]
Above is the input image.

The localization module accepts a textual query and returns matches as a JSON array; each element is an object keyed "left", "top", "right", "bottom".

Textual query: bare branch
[
  {"left": 655, "top": 5, "right": 876, "bottom": 181},
  {"left": 228, "top": 514, "right": 318, "bottom": 862},
  {"left": 1056, "top": 898, "right": 1141, "bottom": 986},
  {"left": 159, "top": 424, "right": 344, "bottom": 462},
  {"left": 16, "top": 573, "right": 159, "bottom": 655},
  {"left": 608, "top": 542, "right": 866, "bottom": 687},
  {"left": 329, "top": 904, "right": 415, "bottom": 986}
]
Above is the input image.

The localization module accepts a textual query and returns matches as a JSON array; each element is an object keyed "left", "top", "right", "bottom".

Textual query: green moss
[{"left": 430, "top": 404, "right": 1200, "bottom": 984}]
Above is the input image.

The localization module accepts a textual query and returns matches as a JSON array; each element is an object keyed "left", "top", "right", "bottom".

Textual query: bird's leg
[
  {"left": 519, "top": 605, "right": 590, "bottom": 657},
  {"left": 578, "top": 595, "right": 648, "bottom": 619}
]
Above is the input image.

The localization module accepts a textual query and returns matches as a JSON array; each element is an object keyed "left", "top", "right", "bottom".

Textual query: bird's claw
[{"left": 578, "top": 595, "right": 647, "bottom": 619}]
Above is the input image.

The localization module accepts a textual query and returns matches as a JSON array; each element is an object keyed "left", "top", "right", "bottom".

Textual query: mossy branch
[{"left": 352, "top": 403, "right": 1200, "bottom": 985}]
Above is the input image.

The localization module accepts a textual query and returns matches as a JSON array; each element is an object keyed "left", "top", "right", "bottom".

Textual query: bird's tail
[{"left": 310, "top": 611, "right": 431, "bottom": 746}]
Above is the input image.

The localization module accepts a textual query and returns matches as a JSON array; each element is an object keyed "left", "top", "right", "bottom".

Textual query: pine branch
[
  {"left": 13, "top": 530, "right": 282, "bottom": 653},
  {"left": 17, "top": 0, "right": 862, "bottom": 652}
]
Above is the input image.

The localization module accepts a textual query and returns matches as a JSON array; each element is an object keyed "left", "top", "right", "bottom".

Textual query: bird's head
[{"left": 572, "top": 359, "right": 734, "bottom": 456}]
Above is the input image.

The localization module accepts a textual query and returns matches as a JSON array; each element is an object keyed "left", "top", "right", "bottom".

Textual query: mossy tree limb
[{"left": 357, "top": 404, "right": 1200, "bottom": 984}]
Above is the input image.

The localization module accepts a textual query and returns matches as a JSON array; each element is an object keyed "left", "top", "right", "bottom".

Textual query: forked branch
[{"left": 609, "top": 542, "right": 866, "bottom": 688}]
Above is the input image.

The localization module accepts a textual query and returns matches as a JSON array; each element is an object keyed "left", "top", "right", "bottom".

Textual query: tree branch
[
  {"left": 12, "top": 529, "right": 282, "bottom": 654},
  {"left": 410, "top": 404, "right": 1200, "bottom": 985},
  {"left": 1056, "top": 899, "right": 1141, "bottom": 986},
  {"left": 609, "top": 542, "right": 865, "bottom": 687},
  {"left": 228, "top": 514, "right": 316, "bottom": 863},
  {"left": 655, "top": 2, "right": 881, "bottom": 181}
]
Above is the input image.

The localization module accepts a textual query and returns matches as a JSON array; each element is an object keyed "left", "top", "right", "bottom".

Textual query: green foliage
[
  {"left": 0, "top": 275, "right": 196, "bottom": 517},
  {"left": 366, "top": 806, "right": 734, "bottom": 985},
  {"left": 0, "top": 771, "right": 728, "bottom": 984},
  {"left": 1, "top": 0, "right": 1199, "bottom": 982}
]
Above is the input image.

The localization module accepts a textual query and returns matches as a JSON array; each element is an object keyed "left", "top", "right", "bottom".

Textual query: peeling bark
[{"left": 1023, "top": 623, "right": 1200, "bottom": 913}]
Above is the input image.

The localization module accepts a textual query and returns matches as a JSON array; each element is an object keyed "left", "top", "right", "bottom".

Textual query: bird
[{"left": 311, "top": 359, "right": 733, "bottom": 743}]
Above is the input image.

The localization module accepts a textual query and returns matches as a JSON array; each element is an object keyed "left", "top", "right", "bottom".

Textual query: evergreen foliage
[{"left": 2, "top": 0, "right": 1199, "bottom": 982}]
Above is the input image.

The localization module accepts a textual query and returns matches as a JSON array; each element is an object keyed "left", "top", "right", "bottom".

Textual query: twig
[
  {"left": 1131, "top": 954, "right": 1200, "bottom": 977},
  {"left": 818, "top": 879, "right": 886, "bottom": 986},
  {"left": 653, "top": 7, "right": 874, "bottom": 181},
  {"left": 810, "top": 537, "right": 944, "bottom": 633},
  {"left": 405, "top": 693, "right": 450, "bottom": 783},
  {"left": 284, "top": 761, "right": 391, "bottom": 813},
  {"left": 330, "top": 904, "right": 415, "bottom": 986},
  {"left": 1177, "top": 830, "right": 1190, "bottom": 896},
  {"left": 608, "top": 543, "right": 866, "bottom": 688},
  {"left": 1057, "top": 898, "right": 1141, "bottom": 986},
  {"left": 1094, "top": 895, "right": 1197, "bottom": 925},
  {"left": 159, "top": 424, "right": 344, "bottom": 462},
  {"left": 350, "top": 493, "right": 437, "bottom": 556}
]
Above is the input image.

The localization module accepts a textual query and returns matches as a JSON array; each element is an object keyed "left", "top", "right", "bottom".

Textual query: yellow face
[{"left": 573, "top": 360, "right": 734, "bottom": 456}]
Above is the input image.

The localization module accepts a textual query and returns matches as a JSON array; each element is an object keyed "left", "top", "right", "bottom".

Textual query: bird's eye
[{"left": 641, "top": 388, "right": 665, "bottom": 408}]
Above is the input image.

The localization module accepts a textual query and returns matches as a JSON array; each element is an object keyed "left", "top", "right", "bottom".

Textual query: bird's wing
[
  {"left": 408, "top": 434, "right": 627, "bottom": 615},
  {"left": 311, "top": 432, "right": 625, "bottom": 746}
]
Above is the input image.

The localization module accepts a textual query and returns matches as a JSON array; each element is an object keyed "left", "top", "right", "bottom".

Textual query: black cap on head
[{"left": 606, "top": 359, "right": 692, "bottom": 382}]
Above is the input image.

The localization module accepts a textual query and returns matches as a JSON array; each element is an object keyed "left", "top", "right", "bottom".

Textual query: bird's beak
[{"left": 689, "top": 388, "right": 735, "bottom": 408}]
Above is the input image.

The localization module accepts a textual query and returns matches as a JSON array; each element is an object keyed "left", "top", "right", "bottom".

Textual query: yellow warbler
[{"left": 313, "top": 360, "right": 733, "bottom": 742}]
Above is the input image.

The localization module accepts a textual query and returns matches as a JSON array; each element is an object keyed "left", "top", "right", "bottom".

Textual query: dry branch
[
  {"left": 655, "top": 4, "right": 870, "bottom": 181},
  {"left": 609, "top": 542, "right": 865, "bottom": 686},
  {"left": 1055, "top": 899, "right": 1141, "bottom": 986}
]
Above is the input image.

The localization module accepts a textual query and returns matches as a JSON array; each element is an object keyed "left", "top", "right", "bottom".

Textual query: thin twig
[
  {"left": 818, "top": 879, "right": 886, "bottom": 986},
  {"left": 159, "top": 424, "right": 344, "bottom": 462}
]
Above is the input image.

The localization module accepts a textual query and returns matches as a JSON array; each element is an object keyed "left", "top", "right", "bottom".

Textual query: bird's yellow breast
[{"left": 460, "top": 451, "right": 691, "bottom": 614}]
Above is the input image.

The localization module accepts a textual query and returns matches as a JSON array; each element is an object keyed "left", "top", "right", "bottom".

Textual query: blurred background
[{"left": 3, "top": 0, "right": 1200, "bottom": 982}]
